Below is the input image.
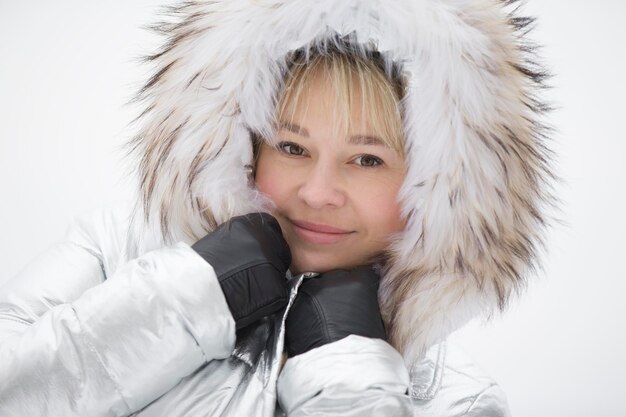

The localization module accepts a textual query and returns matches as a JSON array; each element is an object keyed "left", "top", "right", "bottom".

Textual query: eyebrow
[
  {"left": 278, "top": 121, "right": 387, "bottom": 147},
  {"left": 280, "top": 121, "right": 309, "bottom": 137}
]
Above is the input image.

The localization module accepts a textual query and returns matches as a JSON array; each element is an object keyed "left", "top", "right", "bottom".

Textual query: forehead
[
  {"left": 274, "top": 54, "right": 406, "bottom": 154},
  {"left": 278, "top": 120, "right": 388, "bottom": 148},
  {"left": 280, "top": 96, "right": 400, "bottom": 157}
]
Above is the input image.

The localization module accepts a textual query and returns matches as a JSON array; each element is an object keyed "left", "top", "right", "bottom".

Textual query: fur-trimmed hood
[{"left": 125, "top": 0, "right": 554, "bottom": 364}]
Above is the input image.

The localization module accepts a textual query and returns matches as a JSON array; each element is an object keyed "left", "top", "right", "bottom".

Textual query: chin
[{"left": 289, "top": 250, "right": 358, "bottom": 275}]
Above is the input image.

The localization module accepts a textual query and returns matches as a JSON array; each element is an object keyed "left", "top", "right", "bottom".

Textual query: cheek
[
  {"left": 254, "top": 151, "right": 287, "bottom": 206},
  {"left": 357, "top": 177, "right": 406, "bottom": 236},
  {"left": 371, "top": 197, "right": 405, "bottom": 233},
  {"left": 255, "top": 171, "right": 278, "bottom": 202}
]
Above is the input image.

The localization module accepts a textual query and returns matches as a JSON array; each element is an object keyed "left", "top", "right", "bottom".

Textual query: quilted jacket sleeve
[
  {"left": 276, "top": 335, "right": 414, "bottom": 416},
  {"left": 0, "top": 205, "right": 236, "bottom": 417}
]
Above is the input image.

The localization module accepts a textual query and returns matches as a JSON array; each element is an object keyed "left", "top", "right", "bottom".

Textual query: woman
[{"left": 0, "top": 0, "right": 553, "bottom": 416}]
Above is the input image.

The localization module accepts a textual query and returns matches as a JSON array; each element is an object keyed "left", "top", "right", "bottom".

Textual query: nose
[{"left": 297, "top": 162, "right": 346, "bottom": 209}]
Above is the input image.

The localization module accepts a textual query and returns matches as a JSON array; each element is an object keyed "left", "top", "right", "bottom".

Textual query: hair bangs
[{"left": 274, "top": 49, "right": 406, "bottom": 157}]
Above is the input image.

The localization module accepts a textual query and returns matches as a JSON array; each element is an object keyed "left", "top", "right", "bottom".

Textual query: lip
[{"left": 290, "top": 219, "right": 354, "bottom": 245}]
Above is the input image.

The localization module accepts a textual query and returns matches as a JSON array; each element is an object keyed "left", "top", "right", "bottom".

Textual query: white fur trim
[{"left": 125, "top": 0, "right": 555, "bottom": 364}]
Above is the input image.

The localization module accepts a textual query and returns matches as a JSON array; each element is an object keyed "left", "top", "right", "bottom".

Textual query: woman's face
[{"left": 254, "top": 72, "right": 407, "bottom": 274}]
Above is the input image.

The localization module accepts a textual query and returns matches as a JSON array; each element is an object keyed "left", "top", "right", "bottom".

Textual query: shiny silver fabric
[
  {"left": 0, "top": 204, "right": 510, "bottom": 416},
  {"left": 132, "top": 273, "right": 309, "bottom": 417}
]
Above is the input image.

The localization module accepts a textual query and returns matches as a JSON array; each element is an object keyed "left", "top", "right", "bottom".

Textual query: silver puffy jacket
[{"left": 0, "top": 203, "right": 510, "bottom": 416}]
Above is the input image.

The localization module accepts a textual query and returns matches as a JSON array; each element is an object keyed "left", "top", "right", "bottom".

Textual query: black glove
[
  {"left": 285, "top": 266, "right": 387, "bottom": 357},
  {"left": 191, "top": 212, "right": 291, "bottom": 330}
]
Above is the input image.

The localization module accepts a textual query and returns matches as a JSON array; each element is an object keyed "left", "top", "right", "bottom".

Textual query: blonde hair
[
  {"left": 278, "top": 49, "right": 405, "bottom": 155},
  {"left": 250, "top": 47, "right": 406, "bottom": 172}
]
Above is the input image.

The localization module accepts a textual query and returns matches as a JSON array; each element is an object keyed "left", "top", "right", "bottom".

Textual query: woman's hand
[
  {"left": 285, "top": 266, "right": 387, "bottom": 357},
  {"left": 192, "top": 212, "right": 291, "bottom": 330}
]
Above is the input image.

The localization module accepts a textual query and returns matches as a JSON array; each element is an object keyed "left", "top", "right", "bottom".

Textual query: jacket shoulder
[
  {"left": 64, "top": 200, "right": 135, "bottom": 276},
  {"left": 410, "top": 341, "right": 511, "bottom": 417},
  {"left": 0, "top": 201, "right": 135, "bottom": 334}
]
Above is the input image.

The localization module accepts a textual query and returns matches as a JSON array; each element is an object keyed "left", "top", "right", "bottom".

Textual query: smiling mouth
[{"left": 289, "top": 219, "right": 355, "bottom": 245}]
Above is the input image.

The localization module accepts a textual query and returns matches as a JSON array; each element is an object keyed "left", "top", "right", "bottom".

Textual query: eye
[
  {"left": 277, "top": 141, "right": 306, "bottom": 156},
  {"left": 353, "top": 154, "right": 384, "bottom": 168}
]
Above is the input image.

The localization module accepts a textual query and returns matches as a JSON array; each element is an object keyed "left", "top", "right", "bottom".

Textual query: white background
[{"left": 1, "top": 1, "right": 625, "bottom": 416}]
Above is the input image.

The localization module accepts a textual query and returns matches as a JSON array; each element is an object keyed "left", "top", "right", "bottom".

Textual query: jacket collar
[{"left": 408, "top": 341, "right": 446, "bottom": 400}]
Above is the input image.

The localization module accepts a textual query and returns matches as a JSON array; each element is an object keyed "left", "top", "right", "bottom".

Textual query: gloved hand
[
  {"left": 191, "top": 212, "right": 291, "bottom": 330},
  {"left": 285, "top": 265, "right": 387, "bottom": 357}
]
